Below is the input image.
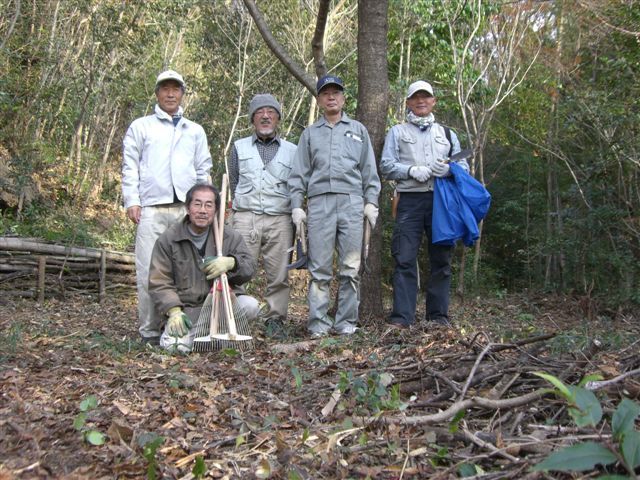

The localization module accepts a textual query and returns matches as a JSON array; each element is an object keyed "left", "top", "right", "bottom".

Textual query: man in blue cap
[{"left": 288, "top": 75, "right": 381, "bottom": 337}]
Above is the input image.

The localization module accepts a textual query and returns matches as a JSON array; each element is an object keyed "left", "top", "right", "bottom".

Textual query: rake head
[{"left": 192, "top": 276, "right": 253, "bottom": 352}]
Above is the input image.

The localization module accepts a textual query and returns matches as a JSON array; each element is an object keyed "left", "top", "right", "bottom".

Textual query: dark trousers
[{"left": 389, "top": 192, "right": 453, "bottom": 326}]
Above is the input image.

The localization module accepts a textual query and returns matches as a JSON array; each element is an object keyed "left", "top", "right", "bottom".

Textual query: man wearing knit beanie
[{"left": 228, "top": 93, "right": 297, "bottom": 339}]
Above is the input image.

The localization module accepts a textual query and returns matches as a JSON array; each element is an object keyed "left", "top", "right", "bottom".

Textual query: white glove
[
  {"left": 431, "top": 162, "right": 451, "bottom": 178},
  {"left": 364, "top": 203, "right": 379, "bottom": 228},
  {"left": 166, "top": 307, "right": 192, "bottom": 337},
  {"left": 409, "top": 165, "right": 431, "bottom": 183},
  {"left": 292, "top": 208, "right": 306, "bottom": 228}
]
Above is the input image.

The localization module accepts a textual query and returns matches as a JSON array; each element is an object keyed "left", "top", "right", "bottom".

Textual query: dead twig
[
  {"left": 459, "top": 340, "right": 493, "bottom": 400},
  {"left": 461, "top": 421, "right": 520, "bottom": 463}
]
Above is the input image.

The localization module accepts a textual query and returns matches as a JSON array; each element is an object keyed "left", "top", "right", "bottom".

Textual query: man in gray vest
[
  {"left": 380, "top": 80, "right": 469, "bottom": 328},
  {"left": 229, "top": 94, "right": 297, "bottom": 339}
]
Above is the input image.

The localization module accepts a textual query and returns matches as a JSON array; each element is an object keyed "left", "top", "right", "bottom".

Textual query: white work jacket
[{"left": 121, "top": 104, "right": 212, "bottom": 208}]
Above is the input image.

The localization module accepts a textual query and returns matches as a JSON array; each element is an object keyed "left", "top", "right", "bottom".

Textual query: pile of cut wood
[{"left": 0, "top": 236, "right": 135, "bottom": 302}]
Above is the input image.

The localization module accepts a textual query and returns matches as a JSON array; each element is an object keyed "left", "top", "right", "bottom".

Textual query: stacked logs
[{"left": 0, "top": 236, "right": 136, "bottom": 302}]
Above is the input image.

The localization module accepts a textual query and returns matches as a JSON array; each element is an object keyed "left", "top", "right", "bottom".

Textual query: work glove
[
  {"left": 364, "top": 203, "right": 379, "bottom": 228},
  {"left": 292, "top": 208, "right": 307, "bottom": 229},
  {"left": 202, "top": 255, "right": 235, "bottom": 280},
  {"left": 409, "top": 165, "right": 431, "bottom": 183},
  {"left": 166, "top": 307, "right": 192, "bottom": 338},
  {"left": 431, "top": 161, "right": 451, "bottom": 178}
]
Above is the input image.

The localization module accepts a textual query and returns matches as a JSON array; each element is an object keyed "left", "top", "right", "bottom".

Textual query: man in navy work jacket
[
  {"left": 380, "top": 80, "right": 469, "bottom": 329},
  {"left": 288, "top": 75, "right": 381, "bottom": 337},
  {"left": 122, "top": 70, "right": 212, "bottom": 345}
]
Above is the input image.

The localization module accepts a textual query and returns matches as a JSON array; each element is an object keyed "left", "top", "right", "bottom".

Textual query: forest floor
[{"left": 0, "top": 289, "right": 639, "bottom": 479}]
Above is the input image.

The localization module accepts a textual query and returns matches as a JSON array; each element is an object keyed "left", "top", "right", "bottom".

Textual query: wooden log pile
[{"left": 0, "top": 236, "right": 136, "bottom": 302}]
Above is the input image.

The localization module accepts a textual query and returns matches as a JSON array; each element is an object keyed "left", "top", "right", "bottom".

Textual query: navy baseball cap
[{"left": 316, "top": 75, "right": 344, "bottom": 94}]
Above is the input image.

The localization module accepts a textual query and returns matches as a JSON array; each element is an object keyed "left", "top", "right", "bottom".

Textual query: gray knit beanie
[{"left": 248, "top": 94, "right": 281, "bottom": 121}]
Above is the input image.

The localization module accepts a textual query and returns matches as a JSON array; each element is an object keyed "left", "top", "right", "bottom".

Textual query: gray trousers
[
  {"left": 232, "top": 211, "right": 293, "bottom": 322},
  {"left": 307, "top": 193, "right": 363, "bottom": 334}
]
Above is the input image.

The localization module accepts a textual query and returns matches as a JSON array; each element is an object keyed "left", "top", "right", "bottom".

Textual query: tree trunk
[
  {"left": 544, "top": 1, "right": 566, "bottom": 291},
  {"left": 355, "top": 0, "right": 389, "bottom": 322}
]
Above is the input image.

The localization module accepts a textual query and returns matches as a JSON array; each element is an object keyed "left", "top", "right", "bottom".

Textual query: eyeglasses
[{"left": 192, "top": 201, "right": 215, "bottom": 211}]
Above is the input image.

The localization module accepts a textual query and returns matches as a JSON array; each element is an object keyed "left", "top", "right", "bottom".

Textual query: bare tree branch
[
  {"left": 311, "top": 0, "right": 331, "bottom": 78},
  {"left": 242, "top": 0, "right": 316, "bottom": 95},
  {"left": 0, "top": 0, "right": 21, "bottom": 52}
]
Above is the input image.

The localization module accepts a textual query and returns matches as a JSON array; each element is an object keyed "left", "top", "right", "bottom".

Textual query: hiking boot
[
  {"left": 310, "top": 330, "right": 330, "bottom": 339},
  {"left": 140, "top": 335, "right": 160, "bottom": 346},
  {"left": 387, "top": 320, "right": 411, "bottom": 330},
  {"left": 427, "top": 317, "right": 452, "bottom": 328},
  {"left": 265, "top": 318, "right": 287, "bottom": 340},
  {"left": 334, "top": 325, "right": 360, "bottom": 335}
]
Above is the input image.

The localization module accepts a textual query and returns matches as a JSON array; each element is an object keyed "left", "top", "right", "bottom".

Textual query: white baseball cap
[
  {"left": 406, "top": 80, "right": 434, "bottom": 98},
  {"left": 155, "top": 70, "right": 185, "bottom": 89}
]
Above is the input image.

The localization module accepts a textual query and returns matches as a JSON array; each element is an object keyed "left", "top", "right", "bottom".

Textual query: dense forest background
[{"left": 0, "top": 0, "right": 638, "bottom": 310}]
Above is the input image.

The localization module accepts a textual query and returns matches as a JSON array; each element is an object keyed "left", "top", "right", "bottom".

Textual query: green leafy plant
[
  {"left": 533, "top": 372, "right": 640, "bottom": 477},
  {"left": 429, "top": 444, "right": 450, "bottom": 467},
  {"left": 291, "top": 366, "right": 303, "bottom": 389},
  {"left": 137, "top": 433, "right": 165, "bottom": 480},
  {"left": 73, "top": 395, "right": 106, "bottom": 446},
  {"left": 458, "top": 462, "right": 485, "bottom": 477},
  {"left": 340, "top": 371, "right": 407, "bottom": 414},
  {"left": 192, "top": 455, "right": 206, "bottom": 478}
]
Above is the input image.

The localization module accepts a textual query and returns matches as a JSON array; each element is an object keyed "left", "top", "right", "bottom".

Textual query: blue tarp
[{"left": 432, "top": 162, "right": 491, "bottom": 247}]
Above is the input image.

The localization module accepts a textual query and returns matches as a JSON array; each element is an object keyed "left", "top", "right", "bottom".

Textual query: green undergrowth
[{"left": 1, "top": 203, "right": 135, "bottom": 251}]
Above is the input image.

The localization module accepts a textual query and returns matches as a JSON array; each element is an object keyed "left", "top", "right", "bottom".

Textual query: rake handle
[{"left": 212, "top": 178, "right": 240, "bottom": 340}]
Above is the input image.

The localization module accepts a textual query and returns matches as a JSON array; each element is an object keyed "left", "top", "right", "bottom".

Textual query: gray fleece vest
[
  {"left": 232, "top": 136, "right": 297, "bottom": 214},
  {"left": 395, "top": 123, "right": 452, "bottom": 192}
]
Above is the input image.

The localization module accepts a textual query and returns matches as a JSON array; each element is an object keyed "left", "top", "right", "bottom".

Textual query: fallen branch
[
  {"left": 270, "top": 339, "right": 322, "bottom": 354},
  {"left": 584, "top": 367, "right": 640, "bottom": 391},
  {"left": 357, "top": 388, "right": 550, "bottom": 426}
]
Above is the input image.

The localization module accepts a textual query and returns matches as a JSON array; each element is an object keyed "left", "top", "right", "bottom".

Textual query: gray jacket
[
  {"left": 289, "top": 113, "right": 380, "bottom": 208},
  {"left": 380, "top": 122, "right": 467, "bottom": 192}
]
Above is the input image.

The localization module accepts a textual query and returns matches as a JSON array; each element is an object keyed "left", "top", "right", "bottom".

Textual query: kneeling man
[{"left": 149, "top": 184, "right": 259, "bottom": 352}]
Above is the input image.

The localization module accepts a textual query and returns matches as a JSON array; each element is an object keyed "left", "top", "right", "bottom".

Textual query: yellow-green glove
[
  {"left": 166, "top": 307, "right": 192, "bottom": 337},
  {"left": 202, "top": 256, "right": 235, "bottom": 280}
]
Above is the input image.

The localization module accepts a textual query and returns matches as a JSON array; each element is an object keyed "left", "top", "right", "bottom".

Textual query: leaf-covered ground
[{"left": 0, "top": 291, "right": 638, "bottom": 479}]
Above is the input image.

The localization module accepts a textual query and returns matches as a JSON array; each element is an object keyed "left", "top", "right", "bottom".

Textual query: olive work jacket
[{"left": 148, "top": 215, "right": 256, "bottom": 317}]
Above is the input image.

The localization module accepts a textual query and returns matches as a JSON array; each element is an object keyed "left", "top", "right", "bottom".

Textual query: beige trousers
[{"left": 232, "top": 211, "right": 293, "bottom": 322}]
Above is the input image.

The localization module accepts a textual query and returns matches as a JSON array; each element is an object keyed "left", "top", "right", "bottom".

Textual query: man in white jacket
[{"left": 122, "top": 70, "right": 212, "bottom": 344}]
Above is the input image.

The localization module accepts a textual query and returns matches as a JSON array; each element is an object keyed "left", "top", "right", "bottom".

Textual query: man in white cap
[
  {"left": 288, "top": 75, "right": 381, "bottom": 337},
  {"left": 228, "top": 93, "right": 297, "bottom": 339},
  {"left": 122, "top": 69, "right": 212, "bottom": 345},
  {"left": 380, "top": 80, "right": 469, "bottom": 329}
]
